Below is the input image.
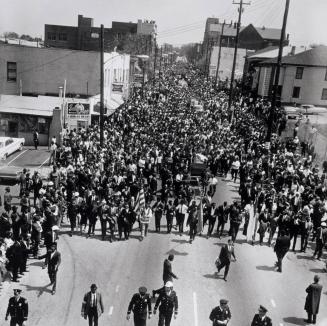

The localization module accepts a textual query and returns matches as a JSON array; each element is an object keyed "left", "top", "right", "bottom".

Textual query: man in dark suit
[
  {"left": 5, "top": 289, "right": 28, "bottom": 326},
  {"left": 153, "top": 254, "right": 178, "bottom": 298},
  {"left": 87, "top": 190, "right": 99, "bottom": 237},
  {"left": 216, "top": 202, "right": 229, "bottom": 238},
  {"left": 304, "top": 275, "right": 323, "bottom": 324},
  {"left": 216, "top": 239, "right": 236, "bottom": 281},
  {"left": 153, "top": 282, "right": 178, "bottom": 326},
  {"left": 127, "top": 286, "right": 152, "bottom": 326},
  {"left": 81, "top": 284, "right": 104, "bottom": 326},
  {"left": 251, "top": 305, "right": 272, "bottom": 326},
  {"left": 38, "top": 243, "right": 61, "bottom": 294},
  {"left": 274, "top": 229, "right": 290, "bottom": 273}
]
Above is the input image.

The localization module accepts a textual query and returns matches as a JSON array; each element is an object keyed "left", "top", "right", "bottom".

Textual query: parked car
[
  {"left": 283, "top": 106, "right": 300, "bottom": 119},
  {"left": 297, "top": 104, "right": 327, "bottom": 115},
  {"left": 0, "top": 137, "right": 25, "bottom": 160}
]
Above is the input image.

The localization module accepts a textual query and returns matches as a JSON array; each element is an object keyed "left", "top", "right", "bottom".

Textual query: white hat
[
  {"left": 165, "top": 281, "right": 173, "bottom": 288},
  {"left": 321, "top": 222, "right": 327, "bottom": 227},
  {"left": 52, "top": 225, "right": 59, "bottom": 231},
  {"left": 48, "top": 181, "right": 54, "bottom": 186},
  {"left": 74, "top": 192, "right": 79, "bottom": 197}
]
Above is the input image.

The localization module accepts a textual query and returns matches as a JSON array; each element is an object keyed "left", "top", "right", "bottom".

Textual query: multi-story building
[
  {"left": 0, "top": 43, "right": 130, "bottom": 142},
  {"left": 44, "top": 15, "right": 156, "bottom": 53}
]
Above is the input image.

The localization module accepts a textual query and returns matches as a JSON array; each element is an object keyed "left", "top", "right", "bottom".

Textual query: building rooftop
[{"left": 263, "top": 45, "right": 327, "bottom": 67}]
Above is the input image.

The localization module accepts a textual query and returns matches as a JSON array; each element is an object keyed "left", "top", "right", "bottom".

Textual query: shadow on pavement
[
  {"left": 166, "top": 248, "right": 188, "bottom": 256},
  {"left": 282, "top": 316, "right": 306, "bottom": 325},
  {"left": 296, "top": 255, "right": 314, "bottom": 260},
  {"left": 28, "top": 261, "right": 44, "bottom": 267},
  {"left": 256, "top": 265, "right": 276, "bottom": 272},
  {"left": 21, "top": 283, "right": 52, "bottom": 297},
  {"left": 203, "top": 273, "right": 219, "bottom": 280},
  {"left": 309, "top": 268, "right": 326, "bottom": 274},
  {"left": 171, "top": 239, "right": 189, "bottom": 244}
]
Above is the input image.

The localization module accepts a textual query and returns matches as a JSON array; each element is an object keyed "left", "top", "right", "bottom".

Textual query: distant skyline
[{"left": 0, "top": 0, "right": 326, "bottom": 47}]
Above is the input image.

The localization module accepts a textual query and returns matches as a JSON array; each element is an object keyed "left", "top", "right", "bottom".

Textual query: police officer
[
  {"left": 127, "top": 286, "right": 152, "bottom": 326},
  {"left": 209, "top": 299, "right": 231, "bottom": 325},
  {"left": 153, "top": 281, "right": 178, "bottom": 326},
  {"left": 251, "top": 305, "right": 272, "bottom": 326},
  {"left": 5, "top": 289, "right": 28, "bottom": 326}
]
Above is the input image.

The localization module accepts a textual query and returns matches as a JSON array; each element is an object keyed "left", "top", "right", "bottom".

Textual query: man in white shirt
[{"left": 175, "top": 200, "right": 188, "bottom": 236}]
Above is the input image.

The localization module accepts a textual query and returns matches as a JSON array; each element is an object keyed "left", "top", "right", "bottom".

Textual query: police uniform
[
  {"left": 154, "top": 288, "right": 178, "bottom": 326},
  {"left": 5, "top": 290, "right": 28, "bottom": 326},
  {"left": 251, "top": 314, "right": 272, "bottom": 326},
  {"left": 127, "top": 287, "right": 152, "bottom": 326},
  {"left": 251, "top": 305, "right": 272, "bottom": 326},
  {"left": 209, "top": 299, "right": 231, "bottom": 326}
]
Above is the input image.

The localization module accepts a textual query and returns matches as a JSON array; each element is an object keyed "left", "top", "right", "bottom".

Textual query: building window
[
  {"left": 292, "top": 86, "right": 301, "bottom": 98},
  {"left": 7, "top": 62, "right": 17, "bottom": 82},
  {"left": 295, "top": 67, "right": 304, "bottom": 79},
  {"left": 58, "top": 33, "right": 67, "bottom": 41},
  {"left": 322, "top": 88, "right": 327, "bottom": 100},
  {"left": 47, "top": 32, "right": 56, "bottom": 40}
]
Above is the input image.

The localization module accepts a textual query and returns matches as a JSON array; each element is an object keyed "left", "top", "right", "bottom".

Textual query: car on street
[
  {"left": 297, "top": 104, "right": 327, "bottom": 115},
  {"left": 0, "top": 137, "right": 25, "bottom": 160}
]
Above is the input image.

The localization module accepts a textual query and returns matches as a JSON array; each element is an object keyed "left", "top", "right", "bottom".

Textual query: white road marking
[
  {"left": 38, "top": 156, "right": 50, "bottom": 168},
  {"left": 108, "top": 306, "right": 114, "bottom": 315},
  {"left": 7, "top": 150, "right": 27, "bottom": 166},
  {"left": 115, "top": 285, "right": 120, "bottom": 293},
  {"left": 193, "top": 292, "right": 198, "bottom": 326},
  {"left": 270, "top": 299, "right": 276, "bottom": 308}
]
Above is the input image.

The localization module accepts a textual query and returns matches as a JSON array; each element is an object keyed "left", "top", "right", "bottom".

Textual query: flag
[
  {"left": 134, "top": 187, "right": 145, "bottom": 214},
  {"left": 197, "top": 199, "right": 203, "bottom": 233}
]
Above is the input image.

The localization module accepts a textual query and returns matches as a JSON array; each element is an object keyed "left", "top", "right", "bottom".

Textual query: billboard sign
[
  {"left": 67, "top": 102, "right": 90, "bottom": 119},
  {"left": 112, "top": 83, "right": 124, "bottom": 94}
]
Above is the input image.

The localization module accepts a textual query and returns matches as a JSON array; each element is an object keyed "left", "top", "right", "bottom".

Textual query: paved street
[{"left": 0, "top": 176, "right": 326, "bottom": 326}]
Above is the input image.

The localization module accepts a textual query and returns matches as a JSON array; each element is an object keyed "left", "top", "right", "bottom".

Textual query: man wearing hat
[
  {"left": 81, "top": 284, "right": 104, "bottom": 326},
  {"left": 209, "top": 299, "right": 231, "bottom": 325},
  {"left": 250, "top": 305, "right": 272, "bottom": 326},
  {"left": 153, "top": 281, "right": 178, "bottom": 326},
  {"left": 127, "top": 286, "right": 152, "bottom": 326},
  {"left": 5, "top": 289, "right": 28, "bottom": 325}
]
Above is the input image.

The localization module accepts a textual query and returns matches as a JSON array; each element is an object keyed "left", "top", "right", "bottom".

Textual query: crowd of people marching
[{"left": 0, "top": 63, "right": 326, "bottom": 307}]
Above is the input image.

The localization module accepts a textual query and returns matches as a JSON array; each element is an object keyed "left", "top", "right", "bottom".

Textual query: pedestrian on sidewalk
[
  {"left": 215, "top": 239, "right": 236, "bottom": 281},
  {"left": 81, "top": 284, "right": 104, "bottom": 326},
  {"left": 127, "top": 286, "right": 152, "bottom": 326},
  {"left": 209, "top": 299, "right": 231, "bottom": 326},
  {"left": 33, "top": 128, "right": 39, "bottom": 150},
  {"left": 304, "top": 275, "right": 323, "bottom": 324},
  {"left": 274, "top": 229, "right": 290, "bottom": 273}
]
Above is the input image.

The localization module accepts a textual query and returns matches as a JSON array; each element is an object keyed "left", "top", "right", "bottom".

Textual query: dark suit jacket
[
  {"left": 274, "top": 235, "right": 290, "bottom": 255},
  {"left": 163, "top": 259, "right": 177, "bottom": 283},
  {"left": 81, "top": 291, "right": 104, "bottom": 317},
  {"left": 6, "top": 296, "right": 28, "bottom": 321},
  {"left": 154, "top": 291, "right": 178, "bottom": 315},
  {"left": 219, "top": 244, "right": 235, "bottom": 263},
  {"left": 305, "top": 283, "right": 323, "bottom": 314},
  {"left": 39, "top": 250, "right": 61, "bottom": 274}
]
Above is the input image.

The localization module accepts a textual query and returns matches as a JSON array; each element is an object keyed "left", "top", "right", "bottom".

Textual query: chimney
[
  {"left": 59, "top": 86, "right": 63, "bottom": 98},
  {"left": 290, "top": 46, "right": 296, "bottom": 55}
]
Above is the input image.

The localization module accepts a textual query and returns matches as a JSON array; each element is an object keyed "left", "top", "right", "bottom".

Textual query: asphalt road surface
[{"left": 0, "top": 176, "right": 326, "bottom": 326}]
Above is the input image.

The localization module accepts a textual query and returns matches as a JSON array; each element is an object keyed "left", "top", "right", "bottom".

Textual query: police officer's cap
[
  {"left": 139, "top": 286, "right": 147, "bottom": 294},
  {"left": 220, "top": 299, "right": 228, "bottom": 304},
  {"left": 259, "top": 305, "right": 268, "bottom": 313},
  {"left": 13, "top": 289, "right": 22, "bottom": 293},
  {"left": 90, "top": 284, "right": 97, "bottom": 289}
]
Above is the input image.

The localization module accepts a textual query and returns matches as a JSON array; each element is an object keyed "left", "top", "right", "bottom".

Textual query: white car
[
  {"left": 0, "top": 137, "right": 25, "bottom": 160},
  {"left": 298, "top": 104, "right": 327, "bottom": 115}
]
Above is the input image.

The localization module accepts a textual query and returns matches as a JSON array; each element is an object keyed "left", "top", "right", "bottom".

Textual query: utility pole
[
  {"left": 207, "top": 39, "right": 214, "bottom": 81},
  {"left": 153, "top": 44, "right": 158, "bottom": 86},
  {"left": 215, "top": 20, "right": 225, "bottom": 85},
  {"left": 266, "top": 0, "right": 290, "bottom": 142},
  {"left": 159, "top": 47, "right": 163, "bottom": 92},
  {"left": 228, "top": 0, "right": 251, "bottom": 111},
  {"left": 100, "top": 24, "right": 104, "bottom": 147}
]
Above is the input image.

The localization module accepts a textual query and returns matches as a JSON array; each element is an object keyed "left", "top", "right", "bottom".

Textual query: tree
[{"left": 3, "top": 31, "right": 19, "bottom": 39}]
